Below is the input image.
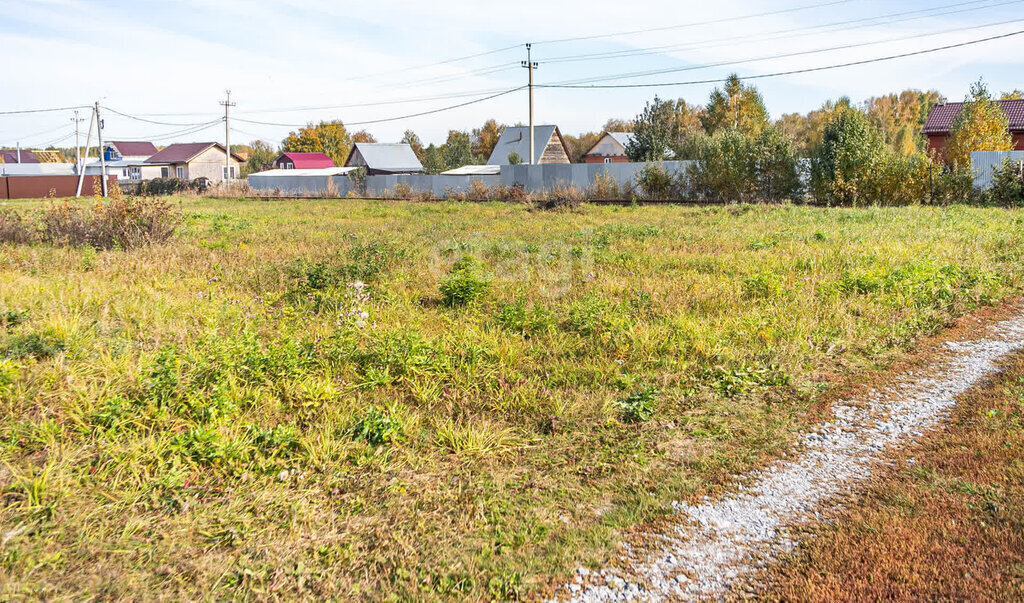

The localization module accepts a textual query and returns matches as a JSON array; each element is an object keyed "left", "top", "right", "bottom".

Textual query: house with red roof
[
  {"left": 145, "top": 142, "right": 245, "bottom": 182},
  {"left": 923, "top": 99, "right": 1024, "bottom": 161},
  {"left": 98, "top": 141, "right": 164, "bottom": 180},
  {"left": 272, "top": 152, "right": 335, "bottom": 170}
]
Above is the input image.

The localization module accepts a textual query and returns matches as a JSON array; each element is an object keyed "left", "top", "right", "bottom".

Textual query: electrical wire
[
  {"left": 542, "top": 0, "right": 1020, "bottom": 64},
  {"left": 234, "top": 87, "right": 526, "bottom": 128},
  {"left": 543, "top": 18, "right": 1024, "bottom": 87},
  {"left": 101, "top": 105, "right": 218, "bottom": 127},
  {"left": 0, "top": 104, "right": 89, "bottom": 116},
  {"left": 531, "top": 0, "right": 859, "bottom": 45},
  {"left": 109, "top": 119, "right": 225, "bottom": 142},
  {"left": 539, "top": 28, "right": 1024, "bottom": 89}
]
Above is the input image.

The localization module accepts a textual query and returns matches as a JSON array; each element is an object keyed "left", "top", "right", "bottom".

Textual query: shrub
[
  {"left": 636, "top": 162, "right": 681, "bottom": 200},
  {"left": 687, "top": 129, "right": 755, "bottom": 202},
  {"left": 614, "top": 388, "right": 657, "bottom": 423},
  {"left": 986, "top": 158, "right": 1024, "bottom": 207},
  {"left": 534, "top": 185, "right": 584, "bottom": 211},
  {"left": 38, "top": 198, "right": 181, "bottom": 249},
  {"left": 142, "top": 178, "right": 194, "bottom": 196},
  {"left": 348, "top": 407, "right": 404, "bottom": 446},
  {"left": 752, "top": 125, "right": 803, "bottom": 201},
  {"left": 587, "top": 169, "right": 621, "bottom": 200},
  {"left": 440, "top": 255, "right": 490, "bottom": 307},
  {"left": 810, "top": 108, "right": 885, "bottom": 205},
  {"left": 742, "top": 272, "right": 784, "bottom": 299},
  {"left": 0, "top": 210, "right": 35, "bottom": 245},
  {"left": 931, "top": 164, "right": 976, "bottom": 205},
  {"left": 858, "top": 152, "right": 931, "bottom": 206}
]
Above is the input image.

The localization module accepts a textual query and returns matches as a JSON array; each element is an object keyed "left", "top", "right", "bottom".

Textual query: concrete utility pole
[
  {"left": 71, "top": 110, "right": 85, "bottom": 173},
  {"left": 95, "top": 102, "right": 107, "bottom": 197},
  {"left": 75, "top": 105, "right": 96, "bottom": 197},
  {"left": 220, "top": 90, "right": 236, "bottom": 182},
  {"left": 521, "top": 44, "right": 539, "bottom": 164}
]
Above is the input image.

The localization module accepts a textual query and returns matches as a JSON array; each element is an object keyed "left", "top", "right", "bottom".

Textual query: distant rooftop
[{"left": 923, "top": 99, "right": 1024, "bottom": 134}]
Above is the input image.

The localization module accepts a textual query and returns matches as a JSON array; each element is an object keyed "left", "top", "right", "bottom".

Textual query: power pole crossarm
[
  {"left": 220, "top": 90, "right": 236, "bottom": 182},
  {"left": 521, "top": 44, "right": 539, "bottom": 165}
]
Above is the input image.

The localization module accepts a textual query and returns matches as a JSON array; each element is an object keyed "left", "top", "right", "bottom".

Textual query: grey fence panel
[
  {"left": 971, "top": 151, "right": 1024, "bottom": 189},
  {"left": 250, "top": 161, "right": 700, "bottom": 197}
]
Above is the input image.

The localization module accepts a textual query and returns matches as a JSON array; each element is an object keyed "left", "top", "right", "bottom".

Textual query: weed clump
[
  {"left": 2, "top": 309, "right": 29, "bottom": 330},
  {"left": 440, "top": 255, "right": 491, "bottom": 307},
  {"left": 615, "top": 388, "right": 658, "bottom": 423},
  {"left": 2, "top": 330, "right": 66, "bottom": 359},
  {"left": 348, "top": 407, "right": 404, "bottom": 446}
]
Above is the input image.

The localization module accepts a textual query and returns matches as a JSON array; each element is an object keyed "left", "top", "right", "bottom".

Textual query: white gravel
[{"left": 553, "top": 311, "right": 1024, "bottom": 602}]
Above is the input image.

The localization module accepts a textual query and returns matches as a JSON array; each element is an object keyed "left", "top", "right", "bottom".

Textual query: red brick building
[{"left": 922, "top": 99, "right": 1024, "bottom": 161}]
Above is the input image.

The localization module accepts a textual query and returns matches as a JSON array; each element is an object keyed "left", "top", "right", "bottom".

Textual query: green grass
[{"left": 1, "top": 197, "right": 1023, "bottom": 600}]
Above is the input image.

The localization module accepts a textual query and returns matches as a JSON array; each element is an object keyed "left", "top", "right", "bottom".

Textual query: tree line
[{"left": 232, "top": 75, "right": 1021, "bottom": 183}]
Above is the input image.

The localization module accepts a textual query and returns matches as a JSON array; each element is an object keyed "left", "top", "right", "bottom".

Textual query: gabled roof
[
  {"left": 344, "top": 143, "right": 422, "bottom": 172},
  {"left": 582, "top": 131, "right": 634, "bottom": 157},
  {"left": 923, "top": 99, "right": 1024, "bottom": 134},
  {"left": 275, "top": 152, "right": 335, "bottom": 169},
  {"left": 487, "top": 125, "right": 569, "bottom": 165},
  {"left": 109, "top": 141, "right": 158, "bottom": 157},
  {"left": 0, "top": 149, "right": 39, "bottom": 163},
  {"left": 145, "top": 142, "right": 244, "bottom": 164}
]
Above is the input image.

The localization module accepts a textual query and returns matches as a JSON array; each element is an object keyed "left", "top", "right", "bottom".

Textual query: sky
[{"left": 1, "top": 0, "right": 1023, "bottom": 150}]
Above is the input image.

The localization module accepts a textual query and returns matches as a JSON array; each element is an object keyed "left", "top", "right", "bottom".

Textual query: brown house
[
  {"left": 922, "top": 99, "right": 1024, "bottom": 161},
  {"left": 581, "top": 132, "right": 634, "bottom": 164},
  {"left": 145, "top": 142, "right": 244, "bottom": 182}
]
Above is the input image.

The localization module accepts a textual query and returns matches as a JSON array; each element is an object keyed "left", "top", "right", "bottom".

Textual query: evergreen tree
[{"left": 702, "top": 74, "right": 769, "bottom": 137}]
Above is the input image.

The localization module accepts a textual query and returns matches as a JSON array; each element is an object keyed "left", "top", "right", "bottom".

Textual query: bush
[
  {"left": 534, "top": 185, "right": 584, "bottom": 211},
  {"left": 0, "top": 210, "right": 34, "bottom": 245},
  {"left": 440, "top": 255, "right": 490, "bottom": 307},
  {"left": 931, "top": 164, "right": 976, "bottom": 205},
  {"left": 635, "top": 162, "right": 681, "bottom": 200},
  {"left": 858, "top": 152, "right": 931, "bottom": 206},
  {"left": 142, "top": 178, "right": 195, "bottom": 196},
  {"left": 687, "top": 129, "right": 755, "bottom": 202},
  {"left": 2, "top": 309, "right": 29, "bottom": 330},
  {"left": 614, "top": 388, "right": 657, "bottom": 423},
  {"left": 752, "top": 125, "right": 803, "bottom": 201},
  {"left": 810, "top": 108, "right": 885, "bottom": 205},
  {"left": 587, "top": 169, "right": 621, "bottom": 200},
  {"left": 36, "top": 198, "right": 181, "bottom": 249},
  {"left": 986, "top": 158, "right": 1024, "bottom": 207}
]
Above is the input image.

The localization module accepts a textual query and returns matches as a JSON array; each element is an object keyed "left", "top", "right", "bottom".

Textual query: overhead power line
[
  {"left": 544, "top": 18, "right": 1024, "bottom": 87},
  {"left": 0, "top": 104, "right": 89, "bottom": 116},
  {"left": 531, "top": 0, "right": 858, "bottom": 45},
  {"left": 234, "top": 86, "right": 526, "bottom": 128},
  {"left": 541, "top": 0, "right": 1019, "bottom": 64},
  {"left": 539, "top": 28, "right": 1024, "bottom": 89},
  {"left": 100, "top": 105, "right": 217, "bottom": 127}
]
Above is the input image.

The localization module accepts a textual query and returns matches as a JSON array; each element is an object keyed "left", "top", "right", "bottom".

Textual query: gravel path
[{"left": 553, "top": 311, "right": 1024, "bottom": 602}]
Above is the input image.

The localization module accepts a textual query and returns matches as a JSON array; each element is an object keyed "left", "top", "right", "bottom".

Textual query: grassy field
[{"left": 1, "top": 198, "right": 1023, "bottom": 600}]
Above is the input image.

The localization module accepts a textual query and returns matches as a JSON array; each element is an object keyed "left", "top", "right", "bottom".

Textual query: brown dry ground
[{"left": 750, "top": 351, "right": 1024, "bottom": 601}]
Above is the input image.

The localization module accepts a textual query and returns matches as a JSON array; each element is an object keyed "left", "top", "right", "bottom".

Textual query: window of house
[
  {"left": 176, "top": 166, "right": 185, "bottom": 178},
  {"left": 603, "top": 157, "right": 612, "bottom": 164},
  {"left": 161, "top": 167, "right": 169, "bottom": 178},
  {"left": 286, "top": 162, "right": 294, "bottom": 169},
  {"left": 129, "top": 167, "right": 141, "bottom": 180}
]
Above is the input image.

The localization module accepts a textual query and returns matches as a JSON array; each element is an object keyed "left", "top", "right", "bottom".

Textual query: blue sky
[{"left": 1, "top": 0, "right": 1022, "bottom": 149}]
